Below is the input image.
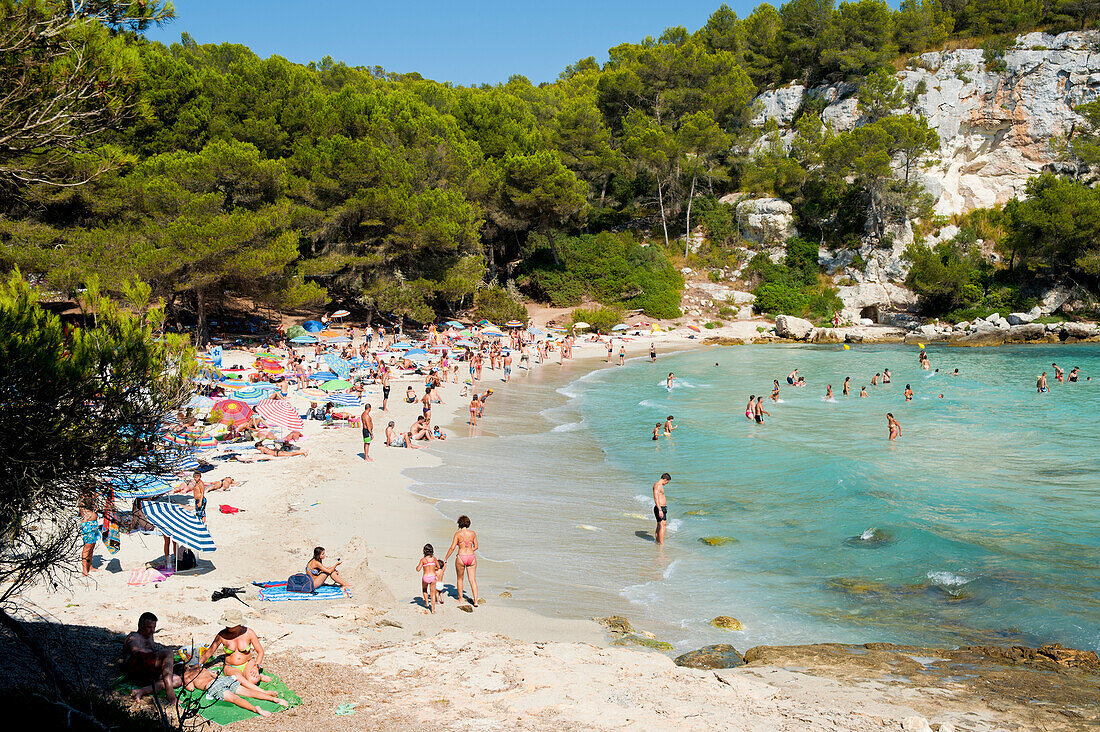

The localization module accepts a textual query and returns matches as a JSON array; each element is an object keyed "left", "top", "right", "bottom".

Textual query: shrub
[
  {"left": 745, "top": 239, "right": 842, "bottom": 320},
  {"left": 571, "top": 305, "right": 622, "bottom": 334},
  {"left": 474, "top": 286, "right": 527, "bottom": 324}
]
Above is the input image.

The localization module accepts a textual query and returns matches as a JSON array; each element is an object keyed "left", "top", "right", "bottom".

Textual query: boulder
[
  {"left": 810, "top": 328, "right": 841, "bottom": 344},
  {"left": 775, "top": 314, "right": 814, "bottom": 340},
  {"left": 1061, "top": 322, "right": 1095, "bottom": 339},
  {"left": 735, "top": 197, "right": 797, "bottom": 245},
  {"left": 1005, "top": 323, "right": 1046, "bottom": 342},
  {"left": 711, "top": 616, "right": 745, "bottom": 631},
  {"left": 613, "top": 634, "right": 674, "bottom": 651},
  {"left": 950, "top": 330, "right": 1006, "bottom": 347},
  {"left": 916, "top": 324, "right": 939, "bottom": 336},
  {"left": 995, "top": 317, "right": 1011, "bottom": 329},
  {"left": 1040, "top": 286, "right": 1071, "bottom": 315},
  {"left": 1007, "top": 311, "right": 1036, "bottom": 325},
  {"left": 674, "top": 644, "right": 745, "bottom": 670},
  {"left": 902, "top": 717, "right": 933, "bottom": 732},
  {"left": 844, "top": 333, "right": 864, "bottom": 343},
  {"left": 596, "top": 616, "right": 635, "bottom": 634},
  {"left": 985, "top": 312, "right": 1001, "bottom": 323}
]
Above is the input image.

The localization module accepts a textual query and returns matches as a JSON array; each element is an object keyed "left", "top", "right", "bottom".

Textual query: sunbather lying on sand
[
  {"left": 133, "top": 665, "right": 289, "bottom": 717},
  {"left": 254, "top": 441, "right": 308, "bottom": 458}
]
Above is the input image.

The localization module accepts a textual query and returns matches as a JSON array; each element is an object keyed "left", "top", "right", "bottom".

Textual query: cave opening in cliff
[{"left": 860, "top": 305, "right": 879, "bottom": 323}]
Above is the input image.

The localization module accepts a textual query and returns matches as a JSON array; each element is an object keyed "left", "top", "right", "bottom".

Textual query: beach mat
[
  {"left": 127, "top": 567, "right": 174, "bottom": 585},
  {"left": 253, "top": 580, "right": 351, "bottom": 601},
  {"left": 114, "top": 672, "right": 300, "bottom": 725}
]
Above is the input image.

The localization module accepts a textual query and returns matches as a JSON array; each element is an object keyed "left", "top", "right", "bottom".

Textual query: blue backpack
[{"left": 286, "top": 573, "right": 314, "bottom": 594}]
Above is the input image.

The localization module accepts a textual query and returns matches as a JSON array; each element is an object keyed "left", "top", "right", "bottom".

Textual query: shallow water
[{"left": 409, "top": 344, "right": 1100, "bottom": 652}]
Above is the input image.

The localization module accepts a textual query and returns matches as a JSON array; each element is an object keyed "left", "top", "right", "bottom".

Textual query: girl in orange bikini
[{"left": 444, "top": 515, "right": 479, "bottom": 608}]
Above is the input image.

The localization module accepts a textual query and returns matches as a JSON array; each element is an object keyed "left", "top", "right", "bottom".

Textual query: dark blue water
[{"left": 409, "top": 344, "right": 1100, "bottom": 652}]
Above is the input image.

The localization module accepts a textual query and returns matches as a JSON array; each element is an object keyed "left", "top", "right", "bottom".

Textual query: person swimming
[
  {"left": 859, "top": 386, "right": 868, "bottom": 397},
  {"left": 786, "top": 368, "right": 798, "bottom": 385},
  {"left": 825, "top": 384, "right": 833, "bottom": 399}
]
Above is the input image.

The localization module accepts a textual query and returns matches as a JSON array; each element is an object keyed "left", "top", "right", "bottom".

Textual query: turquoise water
[{"left": 410, "top": 344, "right": 1100, "bottom": 652}]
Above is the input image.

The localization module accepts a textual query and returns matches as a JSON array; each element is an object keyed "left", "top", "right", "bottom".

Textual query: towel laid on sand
[
  {"left": 127, "top": 567, "right": 174, "bottom": 585},
  {"left": 253, "top": 580, "right": 351, "bottom": 601},
  {"left": 114, "top": 672, "right": 300, "bottom": 725}
]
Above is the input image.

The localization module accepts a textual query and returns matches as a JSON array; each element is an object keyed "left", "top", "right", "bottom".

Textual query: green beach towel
[{"left": 114, "top": 672, "right": 301, "bottom": 725}]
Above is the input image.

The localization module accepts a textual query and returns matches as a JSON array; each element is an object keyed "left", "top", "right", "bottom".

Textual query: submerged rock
[
  {"left": 699, "top": 536, "right": 738, "bottom": 546},
  {"left": 596, "top": 615, "right": 635, "bottom": 634},
  {"left": 711, "top": 616, "right": 745, "bottom": 631},
  {"left": 614, "top": 634, "right": 674, "bottom": 651},
  {"left": 674, "top": 644, "right": 745, "bottom": 669}
]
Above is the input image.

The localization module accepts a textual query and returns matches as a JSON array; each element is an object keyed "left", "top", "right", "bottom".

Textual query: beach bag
[{"left": 286, "top": 573, "right": 314, "bottom": 594}]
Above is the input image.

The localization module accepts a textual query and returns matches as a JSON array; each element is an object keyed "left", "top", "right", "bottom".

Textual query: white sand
[{"left": 16, "top": 332, "right": 1017, "bottom": 729}]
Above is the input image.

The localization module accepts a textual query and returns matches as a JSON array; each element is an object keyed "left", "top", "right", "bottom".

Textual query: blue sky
[{"left": 147, "top": 1, "right": 759, "bottom": 86}]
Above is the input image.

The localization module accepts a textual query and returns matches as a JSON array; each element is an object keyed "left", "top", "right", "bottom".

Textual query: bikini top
[{"left": 223, "top": 640, "right": 253, "bottom": 655}]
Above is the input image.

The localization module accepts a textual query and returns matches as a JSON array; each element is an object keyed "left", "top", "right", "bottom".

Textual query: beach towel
[
  {"left": 113, "top": 672, "right": 300, "bottom": 725},
  {"left": 253, "top": 580, "right": 351, "bottom": 601},
  {"left": 127, "top": 567, "right": 174, "bottom": 585}
]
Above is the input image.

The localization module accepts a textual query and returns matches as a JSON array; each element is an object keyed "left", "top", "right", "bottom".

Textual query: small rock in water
[
  {"left": 710, "top": 616, "right": 745, "bottom": 631},
  {"left": 596, "top": 615, "right": 635, "bottom": 634},
  {"left": 684, "top": 510, "right": 708, "bottom": 516},
  {"left": 614, "top": 634, "right": 674, "bottom": 651},
  {"left": 699, "top": 536, "right": 738, "bottom": 546},
  {"left": 498, "top": 591, "right": 512, "bottom": 599},
  {"left": 674, "top": 644, "right": 745, "bottom": 669}
]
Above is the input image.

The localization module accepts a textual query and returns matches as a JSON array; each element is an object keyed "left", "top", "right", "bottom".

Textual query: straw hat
[{"left": 218, "top": 608, "right": 245, "bottom": 627}]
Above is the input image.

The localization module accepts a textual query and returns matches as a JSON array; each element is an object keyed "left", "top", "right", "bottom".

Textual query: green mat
[{"left": 114, "top": 671, "right": 301, "bottom": 725}]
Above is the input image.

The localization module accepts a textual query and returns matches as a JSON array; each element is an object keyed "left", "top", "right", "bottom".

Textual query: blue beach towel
[{"left": 253, "top": 580, "right": 352, "bottom": 601}]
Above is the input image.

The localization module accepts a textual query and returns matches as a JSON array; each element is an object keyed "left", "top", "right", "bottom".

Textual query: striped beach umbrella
[
  {"left": 331, "top": 309, "right": 350, "bottom": 318},
  {"left": 328, "top": 393, "right": 362, "bottom": 408},
  {"left": 214, "top": 399, "right": 251, "bottom": 425},
  {"left": 186, "top": 394, "right": 215, "bottom": 409},
  {"left": 143, "top": 500, "right": 216, "bottom": 552},
  {"left": 290, "top": 335, "right": 318, "bottom": 344},
  {"left": 162, "top": 431, "right": 219, "bottom": 449},
  {"left": 505, "top": 320, "right": 524, "bottom": 327},
  {"left": 325, "top": 336, "right": 351, "bottom": 345},
  {"left": 113, "top": 474, "right": 175, "bottom": 499},
  {"left": 228, "top": 386, "right": 267, "bottom": 405},
  {"left": 311, "top": 371, "right": 337, "bottom": 382},
  {"left": 255, "top": 399, "right": 304, "bottom": 431}
]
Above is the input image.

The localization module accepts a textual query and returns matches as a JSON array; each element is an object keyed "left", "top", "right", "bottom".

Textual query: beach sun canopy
[
  {"left": 255, "top": 399, "right": 304, "bottom": 430},
  {"left": 214, "top": 399, "right": 251, "bottom": 425},
  {"left": 445, "top": 320, "right": 464, "bottom": 327},
  {"left": 186, "top": 394, "right": 215, "bottom": 409},
  {"left": 505, "top": 320, "right": 524, "bottom": 327},
  {"left": 143, "top": 500, "right": 216, "bottom": 552},
  {"left": 325, "top": 336, "right": 351, "bottom": 344},
  {"left": 612, "top": 324, "right": 629, "bottom": 331},
  {"left": 331, "top": 309, "right": 350, "bottom": 318},
  {"left": 290, "top": 335, "right": 318, "bottom": 344},
  {"left": 319, "top": 379, "right": 353, "bottom": 392},
  {"left": 302, "top": 321, "right": 324, "bottom": 333},
  {"left": 573, "top": 322, "right": 591, "bottom": 329}
]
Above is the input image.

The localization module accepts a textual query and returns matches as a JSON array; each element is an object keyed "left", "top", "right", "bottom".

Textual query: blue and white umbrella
[
  {"left": 311, "top": 371, "right": 337, "bottom": 382},
  {"left": 454, "top": 340, "right": 478, "bottom": 348},
  {"left": 186, "top": 394, "right": 215, "bottom": 409},
  {"left": 612, "top": 324, "right": 629, "bottom": 331},
  {"left": 290, "top": 335, "right": 318, "bottom": 344},
  {"left": 113, "top": 474, "right": 175, "bottom": 499},
  {"left": 325, "top": 336, "right": 351, "bottom": 345},
  {"left": 390, "top": 342, "right": 413, "bottom": 350},
  {"left": 232, "top": 386, "right": 268, "bottom": 404},
  {"left": 328, "top": 393, "right": 362, "bottom": 407},
  {"left": 143, "top": 500, "right": 216, "bottom": 552},
  {"left": 324, "top": 354, "right": 351, "bottom": 379}
]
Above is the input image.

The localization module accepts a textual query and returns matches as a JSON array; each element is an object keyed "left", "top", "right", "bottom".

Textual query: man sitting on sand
[
  {"left": 385, "top": 421, "right": 419, "bottom": 449},
  {"left": 410, "top": 415, "right": 434, "bottom": 441},
  {"left": 123, "top": 612, "right": 179, "bottom": 704}
]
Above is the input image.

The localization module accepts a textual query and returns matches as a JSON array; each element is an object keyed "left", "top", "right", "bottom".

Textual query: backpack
[{"left": 286, "top": 573, "right": 314, "bottom": 594}]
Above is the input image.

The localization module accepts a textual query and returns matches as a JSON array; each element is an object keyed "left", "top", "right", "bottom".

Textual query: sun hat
[{"left": 218, "top": 608, "right": 245, "bottom": 627}]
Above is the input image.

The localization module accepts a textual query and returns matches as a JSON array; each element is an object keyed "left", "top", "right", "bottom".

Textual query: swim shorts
[
  {"left": 504, "top": 366, "right": 511, "bottom": 374},
  {"left": 362, "top": 428, "right": 372, "bottom": 444},
  {"left": 194, "top": 497, "right": 207, "bottom": 522},
  {"left": 654, "top": 505, "right": 668, "bottom": 522},
  {"left": 382, "top": 386, "right": 390, "bottom": 398},
  {"left": 755, "top": 415, "right": 763, "bottom": 423},
  {"left": 80, "top": 520, "right": 99, "bottom": 546},
  {"left": 204, "top": 673, "right": 241, "bottom": 702}
]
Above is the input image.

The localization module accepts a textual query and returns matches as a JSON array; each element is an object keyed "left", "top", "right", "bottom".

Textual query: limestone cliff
[{"left": 753, "top": 31, "right": 1100, "bottom": 218}]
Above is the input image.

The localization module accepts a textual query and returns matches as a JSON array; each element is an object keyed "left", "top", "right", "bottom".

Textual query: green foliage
[
  {"left": 981, "top": 35, "right": 1014, "bottom": 73},
  {"left": 746, "top": 238, "right": 843, "bottom": 319},
  {"left": 473, "top": 285, "right": 528, "bottom": 324},
  {"left": 1002, "top": 174, "right": 1100, "bottom": 279},
  {"left": 904, "top": 237, "right": 986, "bottom": 313},
  {"left": 571, "top": 305, "right": 623, "bottom": 333},
  {"left": 520, "top": 231, "right": 683, "bottom": 318}
]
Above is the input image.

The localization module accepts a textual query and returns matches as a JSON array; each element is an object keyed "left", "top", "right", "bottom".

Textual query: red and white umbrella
[
  {"left": 331, "top": 309, "right": 350, "bottom": 319},
  {"left": 255, "top": 399, "right": 303, "bottom": 431},
  {"left": 214, "top": 398, "right": 252, "bottom": 425}
]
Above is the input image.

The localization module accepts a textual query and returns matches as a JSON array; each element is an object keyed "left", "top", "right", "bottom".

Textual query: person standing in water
[
  {"left": 745, "top": 395, "right": 755, "bottom": 419},
  {"left": 860, "top": 385, "right": 869, "bottom": 397},
  {"left": 1037, "top": 372, "right": 1048, "bottom": 393},
  {"left": 619, "top": 346, "right": 626, "bottom": 366},
  {"left": 826, "top": 384, "right": 833, "bottom": 399},
  {"left": 754, "top": 396, "right": 770, "bottom": 423},
  {"left": 771, "top": 379, "right": 780, "bottom": 402},
  {"left": 650, "top": 343, "right": 657, "bottom": 362},
  {"left": 1053, "top": 363, "right": 1064, "bottom": 382},
  {"left": 663, "top": 415, "right": 676, "bottom": 435},
  {"left": 886, "top": 413, "right": 901, "bottom": 441},
  {"left": 666, "top": 372, "right": 676, "bottom": 390},
  {"left": 904, "top": 384, "right": 913, "bottom": 401},
  {"left": 652, "top": 473, "right": 671, "bottom": 545},
  {"left": 843, "top": 377, "right": 851, "bottom": 396},
  {"left": 652, "top": 423, "right": 661, "bottom": 441},
  {"left": 871, "top": 373, "right": 880, "bottom": 386},
  {"left": 787, "top": 368, "right": 798, "bottom": 385},
  {"left": 883, "top": 369, "right": 892, "bottom": 384}
]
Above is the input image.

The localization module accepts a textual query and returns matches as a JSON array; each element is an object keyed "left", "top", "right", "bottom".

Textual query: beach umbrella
[
  {"left": 328, "top": 393, "right": 362, "bottom": 408},
  {"left": 320, "top": 379, "right": 353, "bottom": 392},
  {"left": 572, "top": 322, "right": 591, "bottom": 330},
  {"left": 186, "top": 394, "right": 215, "bottom": 409},
  {"left": 331, "top": 309, "right": 350, "bottom": 319},
  {"left": 255, "top": 358, "right": 283, "bottom": 374},
  {"left": 612, "top": 324, "right": 629, "bottom": 331},
  {"left": 481, "top": 327, "right": 504, "bottom": 336},
  {"left": 651, "top": 325, "right": 663, "bottom": 333},
  {"left": 527, "top": 327, "right": 544, "bottom": 336},
  {"left": 286, "top": 325, "right": 306, "bottom": 339},
  {"left": 688, "top": 324, "right": 701, "bottom": 333},
  {"left": 290, "top": 335, "right": 318, "bottom": 344},
  {"left": 162, "top": 431, "right": 218, "bottom": 449},
  {"left": 229, "top": 386, "right": 267, "bottom": 405},
  {"left": 505, "top": 320, "right": 524, "bottom": 327},
  {"left": 255, "top": 399, "right": 304, "bottom": 431},
  {"left": 457, "top": 329, "right": 474, "bottom": 337},
  {"left": 406, "top": 351, "right": 431, "bottom": 363},
  {"left": 302, "top": 320, "right": 324, "bottom": 333},
  {"left": 477, "top": 319, "right": 491, "bottom": 326},
  {"left": 113, "top": 474, "right": 175, "bottom": 499},
  {"left": 390, "top": 341, "right": 413, "bottom": 350},
  {"left": 445, "top": 320, "right": 464, "bottom": 328},
  {"left": 311, "top": 371, "right": 337, "bottom": 382},
  {"left": 324, "top": 354, "right": 351, "bottom": 379},
  {"left": 143, "top": 500, "right": 216, "bottom": 553},
  {"left": 405, "top": 348, "right": 429, "bottom": 356},
  {"left": 253, "top": 382, "right": 281, "bottom": 392},
  {"left": 325, "top": 336, "right": 351, "bottom": 344},
  {"left": 213, "top": 399, "right": 251, "bottom": 425},
  {"left": 455, "top": 339, "right": 478, "bottom": 348}
]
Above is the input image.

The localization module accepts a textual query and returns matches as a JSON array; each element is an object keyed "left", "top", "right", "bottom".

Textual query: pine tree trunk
[
  {"left": 599, "top": 175, "right": 609, "bottom": 207},
  {"left": 684, "top": 170, "right": 697, "bottom": 258},
  {"left": 657, "top": 177, "right": 670, "bottom": 248},
  {"left": 196, "top": 288, "right": 208, "bottom": 348}
]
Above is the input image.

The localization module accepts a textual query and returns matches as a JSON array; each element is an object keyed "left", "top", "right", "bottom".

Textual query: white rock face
[
  {"left": 835, "top": 282, "right": 919, "bottom": 323},
  {"left": 750, "top": 84, "right": 806, "bottom": 127},
  {"left": 774, "top": 314, "right": 814, "bottom": 339},
  {"left": 750, "top": 31, "right": 1100, "bottom": 218},
  {"left": 736, "top": 197, "right": 798, "bottom": 245},
  {"left": 1007, "top": 311, "right": 1036, "bottom": 325}
]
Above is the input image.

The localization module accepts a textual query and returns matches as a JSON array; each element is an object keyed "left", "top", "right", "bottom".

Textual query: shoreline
[{"left": 9, "top": 333, "right": 1099, "bottom": 729}]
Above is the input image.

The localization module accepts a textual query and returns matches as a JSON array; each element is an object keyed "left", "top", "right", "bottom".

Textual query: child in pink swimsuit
[{"left": 416, "top": 544, "right": 441, "bottom": 613}]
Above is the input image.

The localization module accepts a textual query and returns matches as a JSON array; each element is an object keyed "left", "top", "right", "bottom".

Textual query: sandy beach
[{"left": 13, "top": 326, "right": 1098, "bottom": 731}]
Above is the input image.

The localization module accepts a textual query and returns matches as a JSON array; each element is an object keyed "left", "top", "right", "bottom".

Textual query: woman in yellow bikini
[
  {"left": 199, "top": 608, "right": 271, "bottom": 684},
  {"left": 444, "top": 515, "right": 479, "bottom": 607}
]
